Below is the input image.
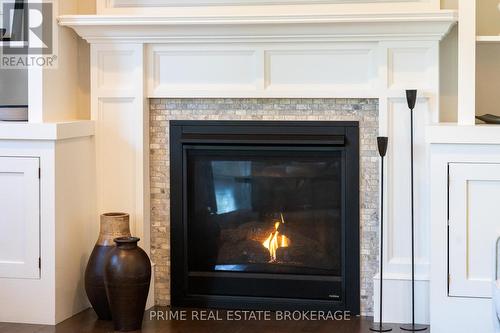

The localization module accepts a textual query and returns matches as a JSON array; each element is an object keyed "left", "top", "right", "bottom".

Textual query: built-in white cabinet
[
  {"left": 0, "top": 122, "right": 95, "bottom": 325},
  {"left": 449, "top": 163, "right": 500, "bottom": 298},
  {"left": 430, "top": 144, "right": 500, "bottom": 333},
  {"left": 0, "top": 157, "right": 40, "bottom": 279}
]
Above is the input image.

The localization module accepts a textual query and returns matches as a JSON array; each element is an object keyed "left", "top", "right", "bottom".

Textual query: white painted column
[
  {"left": 90, "top": 43, "right": 150, "bottom": 253},
  {"left": 457, "top": 0, "right": 476, "bottom": 125},
  {"left": 373, "top": 40, "right": 439, "bottom": 324}
]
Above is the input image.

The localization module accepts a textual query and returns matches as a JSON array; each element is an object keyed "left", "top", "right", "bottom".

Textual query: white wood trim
[
  {"left": 457, "top": 0, "right": 476, "bottom": 125},
  {"left": 59, "top": 11, "right": 457, "bottom": 44},
  {"left": 107, "top": 0, "right": 431, "bottom": 7},
  {"left": 0, "top": 121, "right": 95, "bottom": 141},
  {"left": 373, "top": 277, "right": 429, "bottom": 324},
  {"left": 96, "top": 0, "right": 440, "bottom": 14},
  {"left": 427, "top": 124, "right": 500, "bottom": 144}
]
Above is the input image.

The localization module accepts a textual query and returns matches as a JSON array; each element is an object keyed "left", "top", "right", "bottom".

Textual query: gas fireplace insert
[{"left": 170, "top": 121, "right": 360, "bottom": 314}]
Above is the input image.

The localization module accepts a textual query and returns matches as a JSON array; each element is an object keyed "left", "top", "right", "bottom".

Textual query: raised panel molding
[
  {"left": 97, "top": 50, "right": 136, "bottom": 92},
  {"left": 95, "top": 98, "right": 138, "bottom": 231},
  {"left": 448, "top": 163, "right": 500, "bottom": 298},
  {"left": 0, "top": 157, "right": 40, "bottom": 280},
  {"left": 387, "top": 46, "right": 434, "bottom": 90},
  {"left": 385, "top": 98, "right": 431, "bottom": 277},
  {"left": 148, "top": 44, "right": 378, "bottom": 97},
  {"left": 148, "top": 47, "right": 259, "bottom": 96},
  {"left": 264, "top": 48, "right": 376, "bottom": 91}
]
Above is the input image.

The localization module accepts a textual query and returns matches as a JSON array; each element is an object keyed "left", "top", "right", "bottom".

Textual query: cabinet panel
[
  {"left": 0, "top": 157, "right": 40, "bottom": 279},
  {"left": 449, "top": 163, "right": 500, "bottom": 298}
]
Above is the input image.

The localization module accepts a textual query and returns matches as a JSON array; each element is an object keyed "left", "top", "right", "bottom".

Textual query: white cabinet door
[
  {"left": 449, "top": 163, "right": 500, "bottom": 298},
  {"left": 0, "top": 157, "right": 40, "bottom": 279}
]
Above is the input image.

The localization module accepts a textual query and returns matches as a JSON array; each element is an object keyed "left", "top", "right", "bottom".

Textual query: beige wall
[
  {"left": 439, "top": 0, "right": 458, "bottom": 122},
  {"left": 476, "top": 0, "right": 500, "bottom": 118},
  {"left": 77, "top": 0, "right": 95, "bottom": 119},
  {"left": 41, "top": 0, "right": 95, "bottom": 121},
  {"left": 441, "top": 0, "right": 457, "bottom": 10},
  {"left": 476, "top": 44, "right": 500, "bottom": 117},
  {"left": 42, "top": 0, "right": 80, "bottom": 121},
  {"left": 79, "top": 0, "right": 97, "bottom": 14},
  {"left": 440, "top": 25, "right": 458, "bottom": 122},
  {"left": 476, "top": 0, "right": 500, "bottom": 36}
]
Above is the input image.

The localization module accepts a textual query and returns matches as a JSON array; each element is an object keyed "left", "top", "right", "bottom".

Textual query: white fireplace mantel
[
  {"left": 60, "top": 9, "right": 456, "bottom": 324},
  {"left": 60, "top": 11, "right": 456, "bottom": 43}
]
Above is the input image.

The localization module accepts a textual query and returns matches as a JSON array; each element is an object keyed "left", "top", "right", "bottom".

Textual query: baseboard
[{"left": 373, "top": 277, "right": 430, "bottom": 324}]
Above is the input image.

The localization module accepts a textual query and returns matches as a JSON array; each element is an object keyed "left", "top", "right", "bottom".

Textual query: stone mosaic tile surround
[{"left": 149, "top": 98, "right": 379, "bottom": 315}]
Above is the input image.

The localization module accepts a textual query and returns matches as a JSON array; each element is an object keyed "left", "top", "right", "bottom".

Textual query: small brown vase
[
  {"left": 85, "top": 213, "right": 131, "bottom": 320},
  {"left": 104, "top": 237, "right": 151, "bottom": 332}
]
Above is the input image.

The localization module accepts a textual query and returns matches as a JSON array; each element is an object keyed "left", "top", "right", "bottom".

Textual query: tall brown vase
[
  {"left": 104, "top": 237, "right": 151, "bottom": 332},
  {"left": 85, "top": 213, "right": 131, "bottom": 320}
]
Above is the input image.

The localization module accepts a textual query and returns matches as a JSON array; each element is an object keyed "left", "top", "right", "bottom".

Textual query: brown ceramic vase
[
  {"left": 104, "top": 237, "right": 151, "bottom": 332},
  {"left": 84, "top": 213, "right": 131, "bottom": 320}
]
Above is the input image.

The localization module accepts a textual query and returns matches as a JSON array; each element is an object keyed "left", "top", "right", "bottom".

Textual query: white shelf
[
  {"left": 0, "top": 41, "right": 28, "bottom": 47},
  {"left": 0, "top": 120, "right": 95, "bottom": 141},
  {"left": 427, "top": 123, "right": 500, "bottom": 145},
  {"left": 477, "top": 35, "right": 500, "bottom": 43}
]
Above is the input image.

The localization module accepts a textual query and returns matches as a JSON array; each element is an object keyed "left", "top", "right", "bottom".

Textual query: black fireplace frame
[{"left": 170, "top": 121, "right": 360, "bottom": 314}]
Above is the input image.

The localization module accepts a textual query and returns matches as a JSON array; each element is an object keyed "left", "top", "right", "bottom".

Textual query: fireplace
[{"left": 170, "top": 121, "right": 360, "bottom": 314}]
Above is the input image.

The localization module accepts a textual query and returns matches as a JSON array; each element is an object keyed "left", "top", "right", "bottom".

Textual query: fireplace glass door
[
  {"left": 187, "top": 148, "right": 343, "bottom": 277},
  {"left": 170, "top": 121, "right": 359, "bottom": 313}
]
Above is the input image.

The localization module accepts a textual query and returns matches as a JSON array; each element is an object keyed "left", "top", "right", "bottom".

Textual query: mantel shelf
[{"left": 59, "top": 10, "right": 457, "bottom": 43}]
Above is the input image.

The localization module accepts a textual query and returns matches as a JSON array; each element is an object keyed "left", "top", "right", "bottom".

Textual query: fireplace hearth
[{"left": 170, "top": 121, "right": 360, "bottom": 314}]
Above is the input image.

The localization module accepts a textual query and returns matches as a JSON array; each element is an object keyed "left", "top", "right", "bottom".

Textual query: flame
[{"left": 262, "top": 213, "right": 290, "bottom": 262}]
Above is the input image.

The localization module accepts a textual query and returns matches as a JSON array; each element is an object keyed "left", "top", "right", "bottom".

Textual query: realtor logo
[{"left": 1, "top": 0, "right": 57, "bottom": 68}]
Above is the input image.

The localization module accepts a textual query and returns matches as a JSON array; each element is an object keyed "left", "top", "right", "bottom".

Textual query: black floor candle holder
[
  {"left": 370, "top": 137, "right": 392, "bottom": 333},
  {"left": 400, "top": 90, "right": 427, "bottom": 332}
]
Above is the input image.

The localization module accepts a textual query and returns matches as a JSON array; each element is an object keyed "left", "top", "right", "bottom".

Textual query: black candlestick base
[
  {"left": 400, "top": 324, "right": 428, "bottom": 331},
  {"left": 370, "top": 324, "right": 393, "bottom": 332}
]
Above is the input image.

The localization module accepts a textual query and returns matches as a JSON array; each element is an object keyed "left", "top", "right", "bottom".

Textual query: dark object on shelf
[
  {"left": 0, "top": 0, "right": 25, "bottom": 42},
  {"left": 11, "top": 0, "right": 26, "bottom": 42},
  {"left": 85, "top": 213, "right": 131, "bottom": 321},
  {"left": 400, "top": 90, "right": 427, "bottom": 332},
  {"left": 0, "top": 106, "right": 28, "bottom": 121},
  {"left": 370, "top": 137, "right": 392, "bottom": 333},
  {"left": 476, "top": 114, "right": 500, "bottom": 124},
  {"left": 105, "top": 237, "right": 151, "bottom": 332}
]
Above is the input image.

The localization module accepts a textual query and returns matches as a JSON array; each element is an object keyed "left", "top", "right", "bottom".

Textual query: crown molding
[
  {"left": 59, "top": 11, "right": 457, "bottom": 44},
  {"left": 107, "top": 0, "right": 427, "bottom": 7}
]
